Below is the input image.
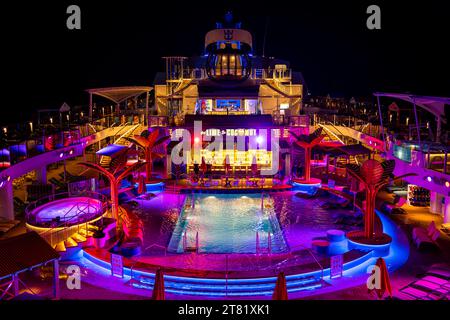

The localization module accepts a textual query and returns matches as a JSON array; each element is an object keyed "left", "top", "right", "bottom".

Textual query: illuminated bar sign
[{"left": 201, "top": 128, "right": 257, "bottom": 137}]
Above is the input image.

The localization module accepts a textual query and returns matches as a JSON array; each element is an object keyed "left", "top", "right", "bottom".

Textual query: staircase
[
  {"left": 100, "top": 155, "right": 112, "bottom": 169},
  {"left": 114, "top": 124, "right": 144, "bottom": 146},
  {"left": 51, "top": 224, "right": 96, "bottom": 252},
  {"left": 129, "top": 270, "right": 323, "bottom": 297}
]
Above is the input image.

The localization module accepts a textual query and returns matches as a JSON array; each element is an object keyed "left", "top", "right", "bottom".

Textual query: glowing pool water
[
  {"left": 30, "top": 197, "right": 103, "bottom": 225},
  {"left": 168, "top": 194, "right": 288, "bottom": 254}
]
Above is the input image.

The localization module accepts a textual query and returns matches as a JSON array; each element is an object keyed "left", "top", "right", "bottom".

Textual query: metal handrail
[
  {"left": 113, "top": 123, "right": 141, "bottom": 145},
  {"left": 112, "top": 122, "right": 132, "bottom": 142},
  {"left": 37, "top": 199, "right": 106, "bottom": 238},
  {"left": 280, "top": 244, "right": 324, "bottom": 284},
  {"left": 130, "top": 243, "right": 168, "bottom": 280}
]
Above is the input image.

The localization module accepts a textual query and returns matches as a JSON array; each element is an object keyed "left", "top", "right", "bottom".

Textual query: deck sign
[
  {"left": 111, "top": 253, "right": 124, "bottom": 278},
  {"left": 330, "top": 254, "right": 343, "bottom": 279}
]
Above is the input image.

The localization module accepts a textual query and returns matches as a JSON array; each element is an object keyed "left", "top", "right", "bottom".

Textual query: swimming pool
[{"left": 168, "top": 194, "right": 288, "bottom": 254}]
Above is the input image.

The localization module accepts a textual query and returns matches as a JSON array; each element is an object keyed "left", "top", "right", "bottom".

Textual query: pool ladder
[
  {"left": 182, "top": 231, "right": 199, "bottom": 253},
  {"left": 255, "top": 231, "right": 272, "bottom": 255}
]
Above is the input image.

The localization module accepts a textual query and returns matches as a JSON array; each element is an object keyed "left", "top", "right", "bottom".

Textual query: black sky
[{"left": 2, "top": 0, "right": 450, "bottom": 125}]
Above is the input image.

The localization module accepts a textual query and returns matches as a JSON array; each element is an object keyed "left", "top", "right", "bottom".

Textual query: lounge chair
[
  {"left": 426, "top": 265, "right": 450, "bottom": 280},
  {"left": 412, "top": 221, "right": 440, "bottom": 250}
]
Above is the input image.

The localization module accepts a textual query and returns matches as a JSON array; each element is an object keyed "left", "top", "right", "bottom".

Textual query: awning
[
  {"left": 86, "top": 86, "right": 152, "bottom": 104},
  {"left": 0, "top": 232, "right": 60, "bottom": 279},
  {"left": 96, "top": 144, "right": 128, "bottom": 157},
  {"left": 326, "top": 144, "right": 372, "bottom": 157},
  {"left": 184, "top": 114, "right": 274, "bottom": 128},
  {"left": 374, "top": 92, "right": 449, "bottom": 122}
]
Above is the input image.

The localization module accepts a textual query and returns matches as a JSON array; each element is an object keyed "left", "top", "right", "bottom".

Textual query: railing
[
  {"left": 129, "top": 243, "right": 168, "bottom": 281},
  {"left": 276, "top": 244, "right": 324, "bottom": 284},
  {"left": 250, "top": 68, "right": 292, "bottom": 80},
  {"left": 148, "top": 116, "right": 169, "bottom": 127},
  {"left": 164, "top": 67, "right": 293, "bottom": 81},
  {"left": 391, "top": 142, "right": 449, "bottom": 175},
  {"left": 0, "top": 111, "right": 149, "bottom": 173},
  {"left": 150, "top": 114, "right": 309, "bottom": 128},
  {"left": 315, "top": 114, "right": 385, "bottom": 139},
  {"left": 272, "top": 115, "right": 310, "bottom": 127}
]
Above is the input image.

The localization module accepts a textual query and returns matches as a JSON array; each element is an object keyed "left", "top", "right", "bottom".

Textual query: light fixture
[
  {"left": 445, "top": 181, "right": 450, "bottom": 188},
  {"left": 194, "top": 137, "right": 200, "bottom": 144},
  {"left": 0, "top": 176, "right": 11, "bottom": 188},
  {"left": 256, "top": 136, "right": 264, "bottom": 144},
  {"left": 426, "top": 176, "right": 432, "bottom": 182}
]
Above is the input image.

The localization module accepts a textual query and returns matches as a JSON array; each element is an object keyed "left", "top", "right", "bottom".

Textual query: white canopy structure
[
  {"left": 374, "top": 92, "right": 449, "bottom": 144},
  {"left": 86, "top": 86, "right": 153, "bottom": 123}
]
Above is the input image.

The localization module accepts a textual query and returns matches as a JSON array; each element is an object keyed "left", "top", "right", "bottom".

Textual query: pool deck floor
[{"left": 3, "top": 158, "right": 450, "bottom": 300}]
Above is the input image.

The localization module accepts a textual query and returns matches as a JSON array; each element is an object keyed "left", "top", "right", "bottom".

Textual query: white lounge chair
[{"left": 412, "top": 221, "right": 440, "bottom": 250}]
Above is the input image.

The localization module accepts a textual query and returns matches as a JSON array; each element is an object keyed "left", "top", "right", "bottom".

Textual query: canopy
[
  {"left": 0, "top": 232, "right": 59, "bottom": 280},
  {"left": 374, "top": 92, "right": 449, "bottom": 123},
  {"left": 326, "top": 144, "right": 372, "bottom": 157},
  {"left": 86, "top": 86, "right": 152, "bottom": 104},
  {"left": 96, "top": 144, "right": 127, "bottom": 157}
]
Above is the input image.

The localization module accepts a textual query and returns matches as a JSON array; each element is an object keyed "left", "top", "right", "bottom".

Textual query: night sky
[{"left": 2, "top": 0, "right": 450, "bottom": 125}]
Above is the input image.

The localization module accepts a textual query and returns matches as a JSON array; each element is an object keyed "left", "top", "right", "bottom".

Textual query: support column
[
  {"left": 304, "top": 147, "right": 311, "bottom": 182},
  {"left": 0, "top": 180, "right": 14, "bottom": 220},
  {"left": 430, "top": 192, "right": 443, "bottom": 215},
  {"left": 13, "top": 274, "right": 20, "bottom": 296},
  {"left": 145, "top": 91, "right": 149, "bottom": 128},
  {"left": 365, "top": 187, "right": 376, "bottom": 238},
  {"left": 166, "top": 153, "right": 172, "bottom": 179},
  {"left": 115, "top": 103, "right": 120, "bottom": 117},
  {"left": 444, "top": 196, "right": 450, "bottom": 224},
  {"left": 53, "top": 259, "right": 60, "bottom": 300},
  {"left": 436, "top": 116, "right": 441, "bottom": 143},
  {"left": 36, "top": 166, "right": 47, "bottom": 184},
  {"left": 89, "top": 92, "right": 93, "bottom": 122},
  {"left": 285, "top": 153, "right": 291, "bottom": 179}
]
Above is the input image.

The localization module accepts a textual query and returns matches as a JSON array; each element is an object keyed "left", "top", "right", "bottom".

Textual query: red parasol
[
  {"left": 224, "top": 155, "right": 231, "bottom": 175},
  {"left": 272, "top": 271, "right": 288, "bottom": 300},
  {"left": 251, "top": 155, "right": 258, "bottom": 176},
  {"left": 200, "top": 157, "right": 207, "bottom": 174},
  {"left": 369, "top": 257, "right": 392, "bottom": 299},
  {"left": 151, "top": 268, "right": 165, "bottom": 300}
]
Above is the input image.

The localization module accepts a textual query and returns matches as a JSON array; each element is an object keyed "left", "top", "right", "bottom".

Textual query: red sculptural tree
[{"left": 289, "top": 128, "right": 326, "bottom": 183}]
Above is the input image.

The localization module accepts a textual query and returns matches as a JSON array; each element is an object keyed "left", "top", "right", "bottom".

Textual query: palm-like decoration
[
  {"left": 346, "top": 159, "right": 415, "bottom": 239},
  {"left": 124, "top": 130, "right": 169, "bottom": 182},
  {"left": 79, "top": 155, "right": 146, "bottom": 233},
  {"left": 289, "top": 128, "right": 326, "bottom": 183}
]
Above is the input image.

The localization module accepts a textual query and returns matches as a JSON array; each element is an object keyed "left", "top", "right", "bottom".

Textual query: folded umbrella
[{"left": 272, "top": 271, "right": 288, "bottom": 300}]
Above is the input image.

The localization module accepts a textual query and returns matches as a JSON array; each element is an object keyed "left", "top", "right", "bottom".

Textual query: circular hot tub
[{"left": 26, "top": 193, "right": 107, "bottom": 228}]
